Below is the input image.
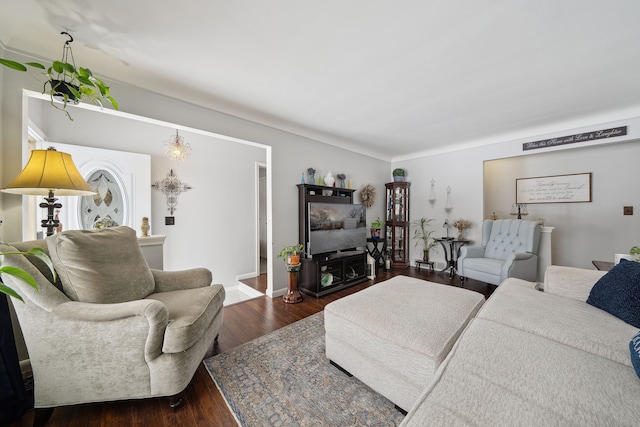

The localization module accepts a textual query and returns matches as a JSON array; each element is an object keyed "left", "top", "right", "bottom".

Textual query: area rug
[{"left": 204, "top": 312, "right": 405, "bottom": 426}]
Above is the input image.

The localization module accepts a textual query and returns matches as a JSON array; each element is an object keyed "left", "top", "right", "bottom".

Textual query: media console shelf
[{"left": 299, "top": 251, "right": 367, "bottom": 298}]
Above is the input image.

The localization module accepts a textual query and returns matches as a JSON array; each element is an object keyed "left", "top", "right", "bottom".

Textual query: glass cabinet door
[{"left": 384, "top": 182, "right": 410, "bottom": 268}]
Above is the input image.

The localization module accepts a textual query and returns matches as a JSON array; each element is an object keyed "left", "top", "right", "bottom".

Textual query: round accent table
[{"left": 283, "top": 263, "right": 303, "bottom": 304}]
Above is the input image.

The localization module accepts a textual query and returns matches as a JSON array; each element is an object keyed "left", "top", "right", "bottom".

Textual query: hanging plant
[{"left": 0, "top": 32, "right": 118, "bottom": 120}]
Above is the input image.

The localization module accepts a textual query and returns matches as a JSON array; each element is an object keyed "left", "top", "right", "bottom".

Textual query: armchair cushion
[
  {"left": 47, "top": 226, "right": 155, "bottom": 304},
  {"left": 146, "top": 285, "right": 225, "bottom": 353},
  {"left": 587, "top": 259, "right": 640, "bottom": 328}
]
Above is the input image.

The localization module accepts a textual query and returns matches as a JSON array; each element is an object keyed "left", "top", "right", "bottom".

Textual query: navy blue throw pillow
[
  {"left": 586, "top": 259, "right": 640, "bottom": 328},
  {"left": 631, "top": 331, "right": 640, "bottom": 379}
]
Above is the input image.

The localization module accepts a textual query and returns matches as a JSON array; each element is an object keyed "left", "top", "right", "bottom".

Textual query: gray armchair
[
  {"left": 1, "top": 226, "right": 225, "bottom": 424},
  {"left": 458, "top": 219, "right": 541, "bottom": 285}
]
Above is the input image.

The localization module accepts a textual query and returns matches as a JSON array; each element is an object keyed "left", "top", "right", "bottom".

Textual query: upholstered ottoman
[{"left": 324, "top": 275, "right": 484, "bottom": 411}]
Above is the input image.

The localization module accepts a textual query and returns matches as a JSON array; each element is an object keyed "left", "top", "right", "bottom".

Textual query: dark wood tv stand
[
  {"left": 299, "top": 251, "right": 368, "bottom": 298},
  {"left": 297, "top": 184, "right": 367, "bottom": 297}
]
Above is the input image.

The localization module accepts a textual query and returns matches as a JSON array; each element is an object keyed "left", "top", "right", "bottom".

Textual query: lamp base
[{"left": 39, "top": 190, "right": 62, "bottom": 237}]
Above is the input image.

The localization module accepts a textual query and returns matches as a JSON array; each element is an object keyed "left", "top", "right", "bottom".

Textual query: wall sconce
[
  {"left": 428, "top": 179, "right": 436, "bottom": 207},
  {"left": 164, "top": 130, "right": 192, "bottom": 161},
  {"left": 1, "top": 147, "right": 96, "bottom": 236},
  {"left": 444, "top": 185, "right": 452, "bottom": 214}
]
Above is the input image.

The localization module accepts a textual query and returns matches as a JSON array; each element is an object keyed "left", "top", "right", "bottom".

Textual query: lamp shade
[{"left": 2, "top": 148, "right": 95, "bottom": 196}]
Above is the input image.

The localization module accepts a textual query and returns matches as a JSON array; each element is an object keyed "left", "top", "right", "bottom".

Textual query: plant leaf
[
  {"left": 25, "top": 248, "right": 57, "bottom": 281},
  {"left": 76, "top": 75, "right": 95, "bottom": 87},
  {"left": 51, "top": 61, "right": 64, "bottom": 74},
  {"left": 0, "top": 283, "right": 24, "bottom": 302},
  {"left": 107, "top": 96, "right": 119, "bottom": 110},
  {"left": 25, "top": 61, "right": 46, "bottom": 69},
  {"left": 60, "top": 61, "right": 76, "bottom": 74},
  {"left": 0, "top": 58, "right": 27, "bottom": 71},
  {"left": 0, "top": 265, "right": 38, "bottom": 290}
]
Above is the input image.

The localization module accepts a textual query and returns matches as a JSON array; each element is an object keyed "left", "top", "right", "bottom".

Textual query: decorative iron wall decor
[{"left": 152, "top": 169, "right": 192, "bottom": 214}]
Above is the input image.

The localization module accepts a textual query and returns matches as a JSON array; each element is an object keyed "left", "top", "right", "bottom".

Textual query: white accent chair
[
  {"left": 458, "top": 219, "right": 541, "bottom": 285},
  {"left": 1, "top": 227, "right": 225, "bottom": 426}
]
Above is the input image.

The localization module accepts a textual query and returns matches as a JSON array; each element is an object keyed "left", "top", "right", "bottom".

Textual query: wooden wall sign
[
  {"left": 516, "top": 173, "right": 592, "bottom": 204},
  {"left": 522, "top": 126, "right": 627, "bottom": 151}
]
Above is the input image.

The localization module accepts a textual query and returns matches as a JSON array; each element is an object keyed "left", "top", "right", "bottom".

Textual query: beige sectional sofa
[{"left": 400, "top": 266, "right": 640, "bottom": 426}]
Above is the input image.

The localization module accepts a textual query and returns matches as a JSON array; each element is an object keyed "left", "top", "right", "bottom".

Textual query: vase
[
  {"left": 324, "top": 171, "right": 336, "bottom": 187},
  {"left": 423, "top": 249, "right": 430, "bottom": 262},
  {"left": 324, "top": 172, "right": 335, "bottom": 187},
  {"left": 141, "top": 217, "right": 150, "bottom": 237},
  {"left": 457, "top": 228, "right": 464, "bottom": 240}
]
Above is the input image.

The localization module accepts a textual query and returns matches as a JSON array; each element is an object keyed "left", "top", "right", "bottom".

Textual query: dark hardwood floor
[{"left": 7, "top": 268, "right": 495, "bottom": 427}]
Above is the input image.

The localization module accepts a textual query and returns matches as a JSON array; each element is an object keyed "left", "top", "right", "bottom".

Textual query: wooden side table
[
  {"left": 592, "top": 260, "right": 614, "bottom": 271},
  {"left": 366, "top": 238, "right": 386, "bottom": 273},
  {"left": 283, "top": 263, "right": 303, "bottom": 304},
  {"left": 436, "top": 238, "right": 470, "bottom": 279}
]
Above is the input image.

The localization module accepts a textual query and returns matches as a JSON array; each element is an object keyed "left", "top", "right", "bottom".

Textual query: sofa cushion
[
  {"left": 586, "top": 259, "right": 640, "bottom": 328},
  {"left": 631, "top": 331, "right": 640, "bottom": 379},
  {"left": 47, "top": 226, "right": 155, "bottom": 303},
  {"left": 146, "top": 284, "right": 225, "bottom": 353},
  {"left": 400, "top": 319, "right": 640, "bottom": 426},
  {"left": 478, "top": 278, "right": 638, "bottom": 366}
]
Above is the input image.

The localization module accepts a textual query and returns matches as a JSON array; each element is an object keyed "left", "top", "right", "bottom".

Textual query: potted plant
[
  {"left": 412, "top": 217, "right": 438, "bottom": 262},
  {"left": 0, "top": 32, "right": 118, "bottom": 120},
  {"left": 392, "top": 168, "right": 406, "bottom": 182},
  {"left": 629, "top": 246, "right": 640, "bottom": 261},
  {"left": 277, "top": 243, "right": 305, "bottom": 266},
  {"left": 370, "top": 217, "right": 384, "bottom": 239}
]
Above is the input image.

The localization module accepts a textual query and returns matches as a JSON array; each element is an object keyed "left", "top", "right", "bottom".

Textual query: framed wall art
[{"left": 516, "top": 173, "right": 592, "bottom": 204}]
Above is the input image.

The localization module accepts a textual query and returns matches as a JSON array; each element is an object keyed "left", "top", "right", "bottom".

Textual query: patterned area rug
[{"left": 204, "top": 312, "right": 405, "bottom": 426}]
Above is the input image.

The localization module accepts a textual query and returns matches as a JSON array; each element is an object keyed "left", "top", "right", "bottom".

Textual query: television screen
[{"left": 308, "top": 203, "right": 367, "bottom": 255}]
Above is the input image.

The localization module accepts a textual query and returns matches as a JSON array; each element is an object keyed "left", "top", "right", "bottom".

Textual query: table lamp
[{"left": 2, "top": 147, "right": 96, "bottom": 236}]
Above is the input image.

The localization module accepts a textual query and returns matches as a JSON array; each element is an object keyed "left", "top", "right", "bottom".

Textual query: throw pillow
[
  {"left": 586, "top": 259, "right": 640, "bottom": 328},
  {"left": 630, "top": 331, "right": 640, "bottom": 379},
  {"left": 47, "top": 226, "right": 155, "bottom": 303}
]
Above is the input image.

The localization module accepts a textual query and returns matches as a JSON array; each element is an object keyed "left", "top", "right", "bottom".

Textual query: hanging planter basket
[{"left": 47, "top": 79, "right": 81, "bottom": 103}]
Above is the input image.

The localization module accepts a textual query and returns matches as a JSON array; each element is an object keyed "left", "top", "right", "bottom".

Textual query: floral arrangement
[
  {"left": 452, "top": 219, "right": 471, "bottom": 230},
  {"left": 359, "top": 184, "right": 376, "bottom": 208},
  {"left": 452, "top": 219, "right": 471, "bottom": 239}
]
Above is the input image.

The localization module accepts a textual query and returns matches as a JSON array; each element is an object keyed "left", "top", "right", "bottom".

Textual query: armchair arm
[
  {"left": 52, "top": 299, "right": 168, "bottom": 361},
  {"left": 543, "top": 265, "right": 606, "bottom": 301},
  {"left": 459, "top": 246, "right": 486, "bottom": 258},
  {"left": 503, "top": 252, "right": 537, "bottom": 282},
  {"left": 151, "top": 268, "right": 213, "bottom": 293}
]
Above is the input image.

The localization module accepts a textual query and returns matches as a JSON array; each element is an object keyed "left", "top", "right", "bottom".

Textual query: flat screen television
[{"left": 307, "top": 202, "right": 367, "bottom": 255}]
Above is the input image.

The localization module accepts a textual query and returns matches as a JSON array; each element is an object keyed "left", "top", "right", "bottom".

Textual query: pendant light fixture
[{"left": 164, "top": 130, "right": 191, "bottom": 161}]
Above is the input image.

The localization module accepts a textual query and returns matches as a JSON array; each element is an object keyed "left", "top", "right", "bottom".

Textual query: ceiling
[{"left": 2, "top": 1, "right": 640, "bottom": 160}]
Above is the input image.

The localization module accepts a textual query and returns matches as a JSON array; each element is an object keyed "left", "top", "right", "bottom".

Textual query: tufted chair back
[{"left": 482, "top": 219, "right": 541, "bottom": 260}]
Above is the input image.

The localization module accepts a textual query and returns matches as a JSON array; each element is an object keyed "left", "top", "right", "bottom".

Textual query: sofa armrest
[
  {"left": 52, "top": 299, "right": 169, "bottom": 361},
  {"left": 151, "top": 268, "right": 213, "bottom": 292},
  {"left": 543, "top": 265, "right": 607, "bottom": 301}
]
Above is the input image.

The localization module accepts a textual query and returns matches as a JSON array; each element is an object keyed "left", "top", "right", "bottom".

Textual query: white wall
[
  {"left": 0, "top": 50, "right": 390, "bottom": 298},
  {"left": 485, "top": 140, "right": 640, "bottom": 269},
  {"left": 393, "top": 118, "right": 640, "bottom": 270}
]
